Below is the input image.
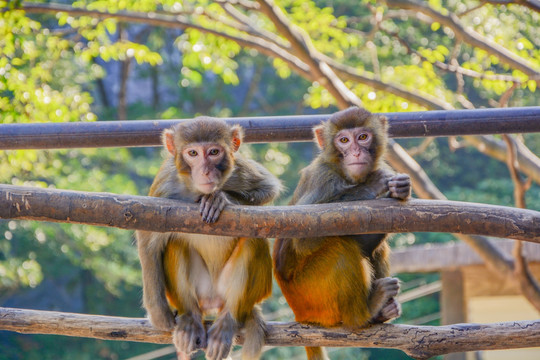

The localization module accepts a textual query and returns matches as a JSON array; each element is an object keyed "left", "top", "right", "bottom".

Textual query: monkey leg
[
  {"left": 213, "top": 238, "right": 272, "bottom": 360},
  {"left": 164, "top": 240, "right": 208, "bottom": 356},
  {"left": 368, "top": 277, "right": 401, "bottom": 323},
  {"left": 136, "top": 231, "right": 176, "bottom": 331},
  {"left": 276, "top": 237, "right": 373, "bottom": 328}
]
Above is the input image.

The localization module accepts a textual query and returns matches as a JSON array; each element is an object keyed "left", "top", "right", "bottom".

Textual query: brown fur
[
  {"left": 273, "top": 107, "right": 408, "bottom": 360},
  {"left": 136, "top": 117, "right": 281, "bottom": 360}
]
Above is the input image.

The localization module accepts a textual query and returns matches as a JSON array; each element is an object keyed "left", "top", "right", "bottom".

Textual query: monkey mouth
[
  {"left": 347, "top": 162, "right": 368, "bottom": 166},
  {"left": 197, "top": 182, "right": 217, "bottom": 194}
]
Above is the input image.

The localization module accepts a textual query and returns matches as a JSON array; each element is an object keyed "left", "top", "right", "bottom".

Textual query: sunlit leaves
[
  {"left": 283, "top": 0, "right": 359, "bottom": 58},
  {"left": 177, "top": 29, "right": 241, "bottom": 85},
  {"left": 304, "top": 81, "right": 335, "bottom": 109},
  {"left": 0, "top": 10, "right": 95, "bottom": 124}
]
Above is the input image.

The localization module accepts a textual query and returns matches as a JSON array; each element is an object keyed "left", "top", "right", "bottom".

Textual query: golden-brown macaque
[
  {"left": 136, "top": 117, "right": 281, "bottom": 360},
  {"left": 273, "top": 107, "right": 410, "bottom": 360}
]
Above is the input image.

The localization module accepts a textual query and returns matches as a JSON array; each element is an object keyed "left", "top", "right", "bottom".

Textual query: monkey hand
[
  {"left": 173, "top": 313, "right": 207, "bottom": 355},
  {"left": 199, "top": 191, "right": 231, "bottom": 223},
  {"left": 388, "top": 173, "right": 411, "bottom": 200},
  {"left": 206, "top": 312, "right": 237, "bottom": 360},
  {"left": 147, "top": 304, "right": 176, "bottom": 331}
]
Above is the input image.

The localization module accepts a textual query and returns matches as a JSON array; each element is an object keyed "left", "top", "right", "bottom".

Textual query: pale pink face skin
[
  {"left": 182, "top": 143, "right": 226, "bottom": 194},
  {"left": 333, "top": 128, "right": 374, "bottom": 181}
]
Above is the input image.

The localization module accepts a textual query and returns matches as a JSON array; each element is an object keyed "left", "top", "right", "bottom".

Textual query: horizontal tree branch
[
  {"left": 463, "top": 134, "right": 540, "bottom": 185},
  {"left": 390, "top": 239, "right": 540, "bottom": 273},
  {"left": 0, "top": 185, "right": 538, "bottom": 242},
  {"left": 1, "top": 307, "right": 539, "bottom": 359},
  {"left": 1, "top": 107, "right": 539, "bottom": 149}
]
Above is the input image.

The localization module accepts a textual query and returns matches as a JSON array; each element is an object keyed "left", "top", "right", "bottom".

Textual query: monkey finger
[
  {"left": 205, "top": 204, "right": 219, "bottom": 224},
  {"left": 200, "top": 196, "right": 214, "bottom": 221},
  {"left": 388, "top": 179, "right": 410, "bottom": 188},
  {"left": 209, "top": 199, "right": 227, "bottom": 223},
  {"left": 390, "top": 173, "right": 410, "bottom": 182},
  {"left": 199, "top": 195, "right": 208, "bottom": 215}
]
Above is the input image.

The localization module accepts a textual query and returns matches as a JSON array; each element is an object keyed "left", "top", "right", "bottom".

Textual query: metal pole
[{"left": 0, "top": 107, "right": 539, "bottom": 150}]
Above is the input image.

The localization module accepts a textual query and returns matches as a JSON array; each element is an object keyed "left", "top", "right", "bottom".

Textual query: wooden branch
[
  {"left": 255, "top": 0, "right": 363, "bottom": 109},
  {"left": 390, "top": 239, "right": 540, "bottom": 273},
  {"left": 0, "top": 184, "right": 538, "bottom": 242},
  {"left": 2, "top": 307, "right": 540, "bottom": 359},
  {"left": 463, "top": 134, "right": 540, "bottom": 186},
  {"left": 314, "top": 52, "right": 454, "bottom": 110},
  {"left": 384, "top": 0, "right": 540, "bottom": 80}
]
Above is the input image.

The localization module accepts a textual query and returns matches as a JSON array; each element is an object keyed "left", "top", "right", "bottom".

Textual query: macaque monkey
[
  {"left": 136, "top": 117, "right": 281, "bottom": 360},
  {"left": 273, "top": 107, "right": 410, "bottom": 360}
]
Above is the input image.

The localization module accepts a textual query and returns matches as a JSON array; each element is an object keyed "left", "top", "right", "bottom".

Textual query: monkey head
[
  {"left": 163, "top": 117, "right": 243, "bottom": 194},
  {"left": 314, "top": 107, "right": 388, "bottom": 183}
]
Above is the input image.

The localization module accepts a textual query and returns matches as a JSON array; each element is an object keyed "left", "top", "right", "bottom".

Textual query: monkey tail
[
  {"left": 241, "top": 306, "right": 266, "bottom": 360},
  {"left": 306, "top": 346, "right": 330, "bottom": 360}
]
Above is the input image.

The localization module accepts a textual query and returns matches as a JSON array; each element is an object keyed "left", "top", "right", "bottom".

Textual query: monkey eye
[
  {"left": 339, "top": 137, "right": 349, "bottom": 143},
  {"left": 209, "top": 148, "right": 220, "bottom": 156},
  {"left": 358, "top": 133, "right": 369, "bottom": 141},
  {"left": 187, "top": 150, "right": 198, "bottom": 157}
]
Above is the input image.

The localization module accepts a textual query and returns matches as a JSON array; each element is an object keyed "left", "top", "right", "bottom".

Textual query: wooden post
[{"left": 441, "top": 269, "right": 467, "bottom": 360}]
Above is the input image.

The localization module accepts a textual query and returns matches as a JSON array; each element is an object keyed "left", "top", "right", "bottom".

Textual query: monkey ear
[
  {"left": 378, "top": 115, "right": 389, "bottom": 133},
  {"left": 163, "top": 129, "right": 176, "bottom": 155},
  {"left": 231, "top": 125, "right": 244, "bottom": 152},
  {"left": 313, "top": 125, "right": 325, "bottom": 149}
]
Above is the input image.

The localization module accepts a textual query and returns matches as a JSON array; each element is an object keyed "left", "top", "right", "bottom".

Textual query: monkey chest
[{"left": 180, "top": 233, "right": 238, "bottom": 275}]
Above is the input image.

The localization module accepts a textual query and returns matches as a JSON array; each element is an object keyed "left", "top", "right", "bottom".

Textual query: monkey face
[
  {"left": 181, "top": 143, "right": 228, "bottom": 194},
  {"left": 333, "top": 127, "right": 374, "bottom": 182}
]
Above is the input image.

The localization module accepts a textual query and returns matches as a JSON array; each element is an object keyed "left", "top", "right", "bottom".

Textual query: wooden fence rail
[
  {"left": 1, "top": 307, "right": 539, "bottom": 360},
  {"left": 0, "top": 184, "right": 539, "bottom": 242},
  {"left": 1, "top": 106, "right": 539, "bottom": 149}
]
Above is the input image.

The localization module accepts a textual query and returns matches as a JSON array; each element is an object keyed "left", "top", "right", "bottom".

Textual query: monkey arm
[
  {"left": 135, "top": 231, "right": 176, "bottom": 331},
  {"left": 223, "top": 156, "right": 282, "bottom": 205}
]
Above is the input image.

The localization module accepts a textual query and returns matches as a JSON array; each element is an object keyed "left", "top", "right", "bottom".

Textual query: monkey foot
[
  {"left": 369, "top": 277, "right": 401, "bottom": 323},
  {"left": 373, "top": 298, "right": 402, "bottom": 323},
  {"left": 206, "top": 312, "right": 238, "bottom": 360},
  {"left": 373, "top": 277, "right": 400, "bottom": 299},
  {"left": 173, "top": 313, "right": 207, "bottom": 355}
]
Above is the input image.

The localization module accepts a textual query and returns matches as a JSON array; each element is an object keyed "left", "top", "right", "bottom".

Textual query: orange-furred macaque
[
  {"left": 136, "top": 117, "right": 281, "bottom": 360},
  {"left": 273, "top": 107, "right": 410, "bottom": 360}
]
